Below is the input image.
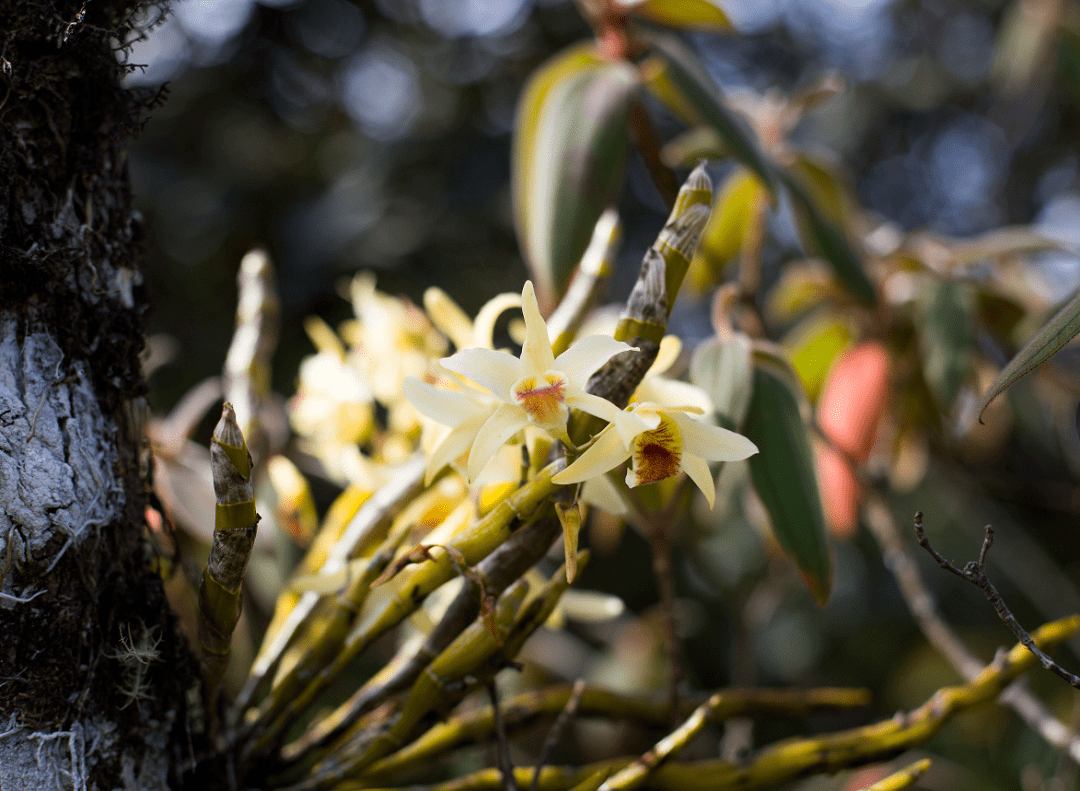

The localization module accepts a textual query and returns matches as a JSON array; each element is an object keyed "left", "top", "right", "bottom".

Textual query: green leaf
[
  {"left": 689, "top": 166, "right": 766, "bottom": 292},
  {"left": 644, "top": 31, "right": 776, "bottom": 193},
  {"left": 978, "top": 287, "right": 1080, "bottom": 422},
  {"left": 742, "top": 360, "right": 832, "bottom": 605},
  {"left": 783, "top": 313, "right": 854, "bottom": 402},
  {"left": 689, "top": 332, "right": 753, "bottom": 430},
  {"left": 778, "top": 165, "right": 876, "bottom": 305},
  {"left": 919, "top": 279, "right": 975, "bottom": 412},
  {"left": 513, "top": 44, "right": 637, "bottom": 311},
  {"left": 619, "top": 0, "right": 734, "bottom": 31},
  {"left": 660, "top": 125, "right": 726, "bottom": 168}
]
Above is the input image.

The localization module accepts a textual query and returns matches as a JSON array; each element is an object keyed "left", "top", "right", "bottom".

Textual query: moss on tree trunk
[{"left": 0, "top": 1, "right": 214, "bottom": 788}]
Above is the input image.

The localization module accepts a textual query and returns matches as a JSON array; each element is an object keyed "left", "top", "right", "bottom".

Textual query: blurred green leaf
[
  {"left": 919, "top": 279, "right": 975, "bottom": 412},
  {"left": 783, "top": 312, "right": 854, "bottom": 402},
  {"left": 978, "top": 287, "right": 1080, "bottom": 422},
  {"left": 512, "top": 44, "right": 637, "bottom": 311},
  {"left": 779, "top": 164, "right": 876, "bottom": 305},
  {"left": 620, "top": 0, "right": 734, "bottom": 31},
  {"left": 690, "top": 332, "right": 754, "bottom": 430},
  {"left": 742, "top": 357, "right": 832, "bottom": 605},
  {"left": 644, "top": 31, "right": 776, "bottom": 193},
  {"left": 948, "top": 226, "right": 1065, "bottom": 264},
  {"left": 660, "top": 125, "right": 726, "bottom": 168},
  {"left": 689, "top": 166, "right": 767, "bottom": 292}
]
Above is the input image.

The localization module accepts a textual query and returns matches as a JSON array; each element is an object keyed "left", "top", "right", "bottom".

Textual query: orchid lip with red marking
[
  {"left": 628, "top": 416, "right": 683, "bottom": 486},
  {"left": 554, "top": 401, "right": 759, "bottom": 509},
  {"left": 512, "top": 371, "right": 569, "bottom": 428}
]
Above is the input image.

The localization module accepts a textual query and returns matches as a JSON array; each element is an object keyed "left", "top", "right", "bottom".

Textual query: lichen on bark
[{"left": 0, "top": 0, "right": 213, "bottom": 788}]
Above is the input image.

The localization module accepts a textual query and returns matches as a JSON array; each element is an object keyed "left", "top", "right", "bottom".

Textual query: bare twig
[
  {"left": 914, "top": 511, "right": 1080, "bottom": 690},
  {"left": 865, "top": 496, "right": 1080, "bottom": 763},
  {"left": 864, "top": 498, "right": 982, "bottom": 678},
  {"left": 529, "top": 679, "right": 587, "bottom": 791},
  {"left": 489, "top": 680, "right": 519, "bottom": 791},
  {"left": 653, "top": 533, "right": 682, "bottom": 728}
]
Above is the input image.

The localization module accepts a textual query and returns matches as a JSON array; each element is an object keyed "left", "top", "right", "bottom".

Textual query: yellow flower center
[
  {"left": 628, "top": 415, "right": 683, "bottom": 487},
  {"left": 512, "top": 371, "right": 569, "bottom": 428}
]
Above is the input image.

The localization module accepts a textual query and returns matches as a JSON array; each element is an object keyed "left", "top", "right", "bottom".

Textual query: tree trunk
[{"left": 0, "top": 2, "right": 208, "bottom": 788}]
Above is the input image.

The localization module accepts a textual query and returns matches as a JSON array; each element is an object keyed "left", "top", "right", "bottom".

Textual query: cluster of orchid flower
[
  {"left": 403, "top": 279, "right": 759, "bottom": 512},
  {"left": 286, "top": 265, "right": 759, "bottom": 586}
]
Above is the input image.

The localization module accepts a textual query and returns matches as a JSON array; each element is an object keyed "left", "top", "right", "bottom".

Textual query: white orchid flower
[
  {"left": 632, "top": 334, "right": 714, "bottom": 412},
  {"left": 403, "top": 376, "right": 500, "bottom": 484},
  {"left": 406, "top": 281, "right": 640, "bottom": 481},
  {"left": 552, "top": 401, "right": 758, "bottom": 508}
]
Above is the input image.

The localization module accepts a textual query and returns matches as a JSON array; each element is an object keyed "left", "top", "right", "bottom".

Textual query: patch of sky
[
  {"left": 418, "top": 0, "right": 532, "bottom": 39},
  {"left": 337, "top": 41, "right": 421, "bottom": 142},
  {"left": 1033, "top": 193, "right": 1080, "bottom": 301},
  {"left": 927, "top": 114, "right": 1007, "bottom": 235}
]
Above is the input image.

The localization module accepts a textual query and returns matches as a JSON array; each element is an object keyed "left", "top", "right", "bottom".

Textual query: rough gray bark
[{"left": 0, "top": 2, "right": 211, "bottom": 788}]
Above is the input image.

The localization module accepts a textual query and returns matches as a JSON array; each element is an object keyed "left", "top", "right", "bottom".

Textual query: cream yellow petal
[
  {"left": 552, "top": 427, "right": 631, "bottom": 485},
  {"left": 303, "top": 315, "right": 346, "bottom": 358},
  {"left": 670, "top": 412, "right": 758, "bottom": 462},
  {"left": 468, "top": 404, "right": 530, "bottom": 481},
  {"left": 580, "top": 472, "right": 630, "bottom": 517},
  {"left": 440, "top": 347, "right": 523, "bottom": 402},
  {"left": 473, "top": 443, "right": 524, "bottom": 486},
  {"left": 553, "top": 335, "right": 634, "bottom": 391},
  {"left": 567, "top": 391, "right": 633, "bottom": 427},
  {"left": 519, "top": 281, "right": 556, "bottom": 374},
  {"left": 613, "top": 405, "right": 660, "bottom": 446},
  {"left": 403, "top": 376, "right": 485, "bottom": 427},
  {"left": 423, "top": 288, "right": 474, "bottom": 350},
  {"left": 647, "top": 334, "right": 682, "bottom": 376},
  {"left": 681, "top": 454, "right": 716, "bottom": 509},
  {"left": 634, "top": 376, "right": 714, "bottom": 413},
  {"left": 425, "top": 410, "right": 491, "bottom": 484},
  {"left": 472, "top": 292, "right": 523, "bottom": 350}
]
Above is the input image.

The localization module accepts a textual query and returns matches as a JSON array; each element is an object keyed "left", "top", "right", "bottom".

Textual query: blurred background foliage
[{"left": 129, "top": 0, "right": 1080, "bottom": 788}]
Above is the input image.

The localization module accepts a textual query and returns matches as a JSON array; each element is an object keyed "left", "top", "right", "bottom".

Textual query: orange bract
[{"left": 817, "top": 342, "right": 890, "bottom": 463}]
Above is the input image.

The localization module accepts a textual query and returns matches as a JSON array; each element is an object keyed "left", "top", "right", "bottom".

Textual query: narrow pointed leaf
[
  {"left": 978, "top": 287, "right": 1080, "bottom": 421},
  {"left": 689, "top": 332, "right": 753, "bottom": 429},
  {"left": 783, "top": 313, "right": 854, "bottom": 402},
  {"left": 950, "top": 226, "right": 1065, "bottom": 265},
  {"left": 513, "top": 44, "right": 637, "bottom": 311},
  {"left": 660, "top": 125, "right": 726, "bottom": 168},
  {"left": 742, "top": 361, "right": 832, "bottom": 605},
  {"left": 690, "top": 166, "right": 767, "bottom": 292},
  {"left": 779, "top": 164, "right": 876, "bottom": 305},
  {"left": 618, "top": 0, "right": 734, "bottom": 31},
  {"left": 919, "top": 279, "right": 975, "bottom": 412},
  {"left": 645, "top": 31, "right": 776, "bottom": 193}
]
